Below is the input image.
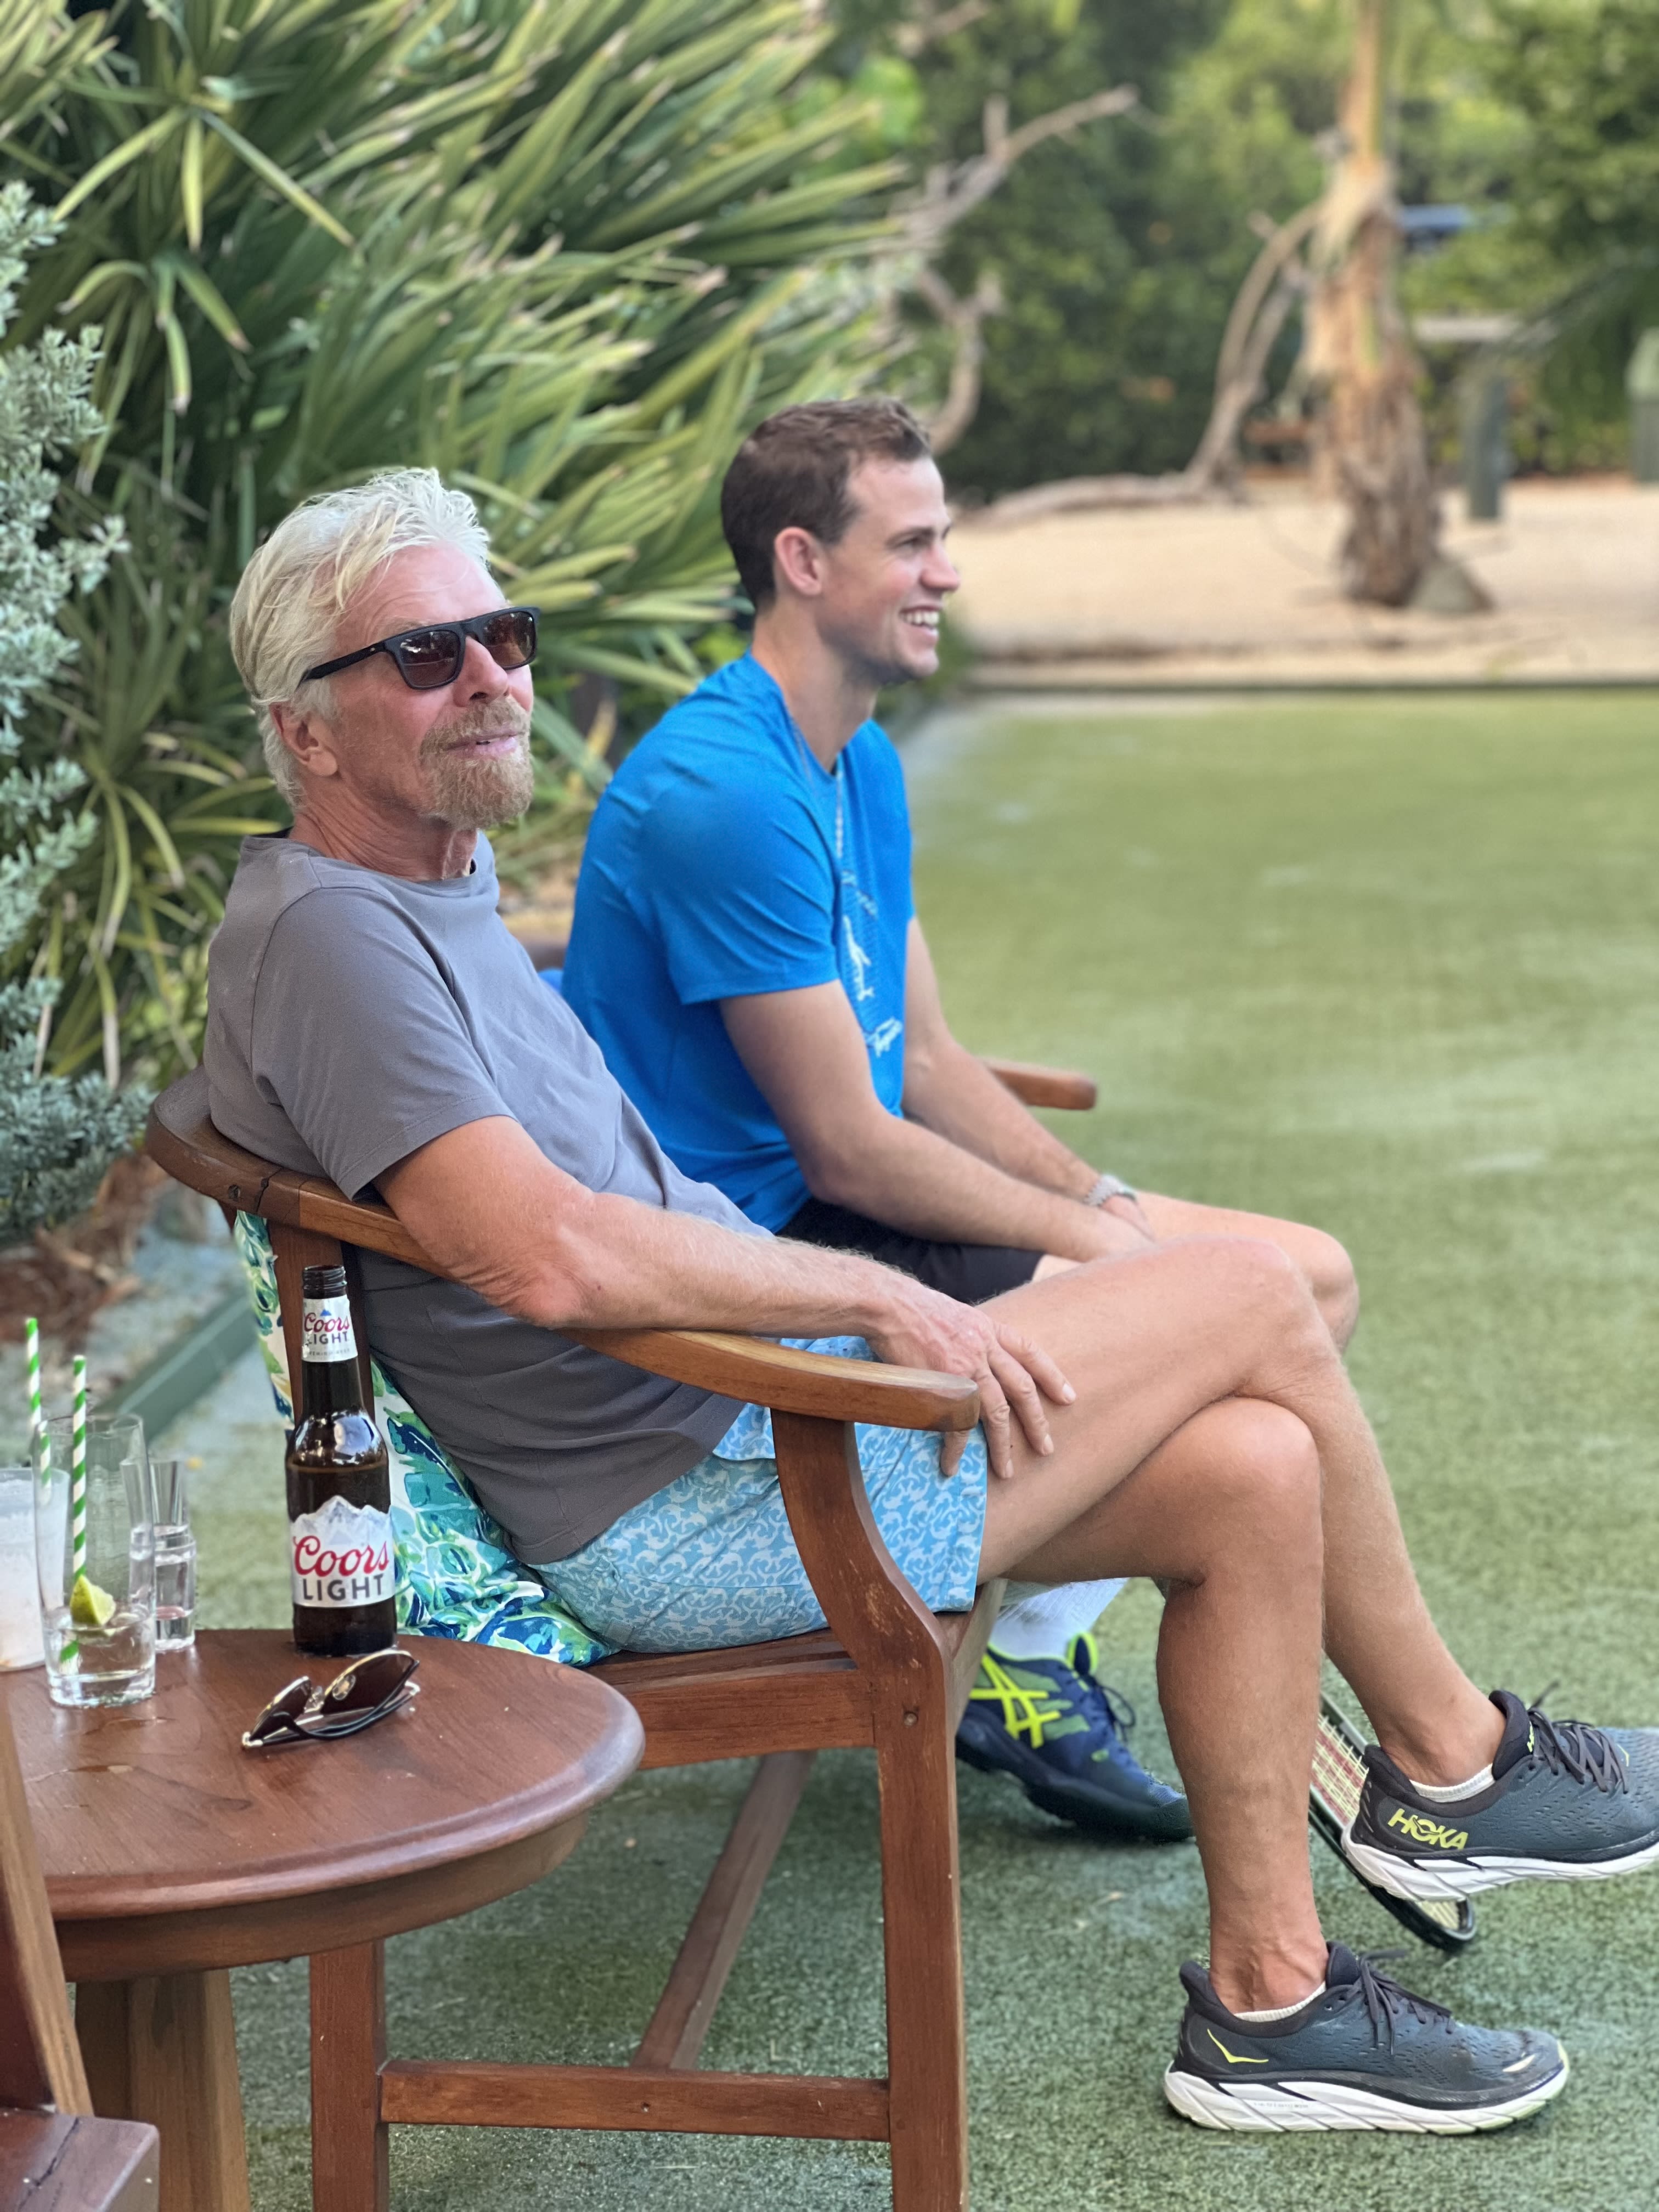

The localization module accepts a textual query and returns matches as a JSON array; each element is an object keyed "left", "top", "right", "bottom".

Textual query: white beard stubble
[{"left": 420, "top": 699, "right": 536, "bottom": 830}]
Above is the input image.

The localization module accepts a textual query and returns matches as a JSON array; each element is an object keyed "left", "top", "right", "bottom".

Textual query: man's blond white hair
[{"left": 229, "top": 469, "right": 494, "bottom": 810}]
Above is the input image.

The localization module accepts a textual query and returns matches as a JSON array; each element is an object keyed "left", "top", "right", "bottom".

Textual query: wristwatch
[{"left": 1083, "top": 1171, "right": 1137, "bottom": 1208}]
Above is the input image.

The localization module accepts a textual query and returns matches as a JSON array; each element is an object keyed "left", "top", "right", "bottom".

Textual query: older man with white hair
[{"left": 203, "top": 466, "right": 1659, "bottom": 2135}]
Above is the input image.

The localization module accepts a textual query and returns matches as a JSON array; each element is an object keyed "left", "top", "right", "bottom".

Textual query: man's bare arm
[
  {"left": 376, "top": 1115, "right": 1074, "bottom": 1476},
  {"left": 719, "top": 925, "right": 1146, "bottom": 1261}
]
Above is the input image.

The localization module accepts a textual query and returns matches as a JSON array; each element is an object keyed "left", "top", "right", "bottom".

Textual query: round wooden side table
[{"left": 3, "top": 1629, "right": 644, "bottom": 2212}]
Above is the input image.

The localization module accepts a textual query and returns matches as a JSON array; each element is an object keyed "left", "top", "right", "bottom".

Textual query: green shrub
[{"left": 0, "top": 179, "right": 146, "bottom": 1241}]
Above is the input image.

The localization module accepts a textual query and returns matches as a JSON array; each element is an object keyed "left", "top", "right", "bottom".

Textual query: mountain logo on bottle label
[
  {"left": 301, "top": 1294, "right": 357, "bottom": 1363},
  {"left": 289, "top": 1494, "right": 394, "bottom": 1609}
]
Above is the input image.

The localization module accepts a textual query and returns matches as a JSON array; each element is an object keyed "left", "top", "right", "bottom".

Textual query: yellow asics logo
[
  {"left": 1389, "top": 1807, "right": 1469, "bottom": 1851},
  {"left": 1206, "top": 2030, "right": 1268, "bottom": 2067}
]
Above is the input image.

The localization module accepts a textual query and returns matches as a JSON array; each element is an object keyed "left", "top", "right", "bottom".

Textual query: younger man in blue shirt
[{"left": 565, "top": 401, "right": 1351, "bottom": 1841}]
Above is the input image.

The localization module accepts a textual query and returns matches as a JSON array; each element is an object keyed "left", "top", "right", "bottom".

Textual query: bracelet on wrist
[{"left": 1083, "top": 1172, "right": 1137, "bottom": 1208}]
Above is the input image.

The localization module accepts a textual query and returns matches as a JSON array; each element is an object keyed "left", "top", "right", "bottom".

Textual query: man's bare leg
[
  {"left": 1006, "top": 1392, "right": 1330, "bottom": 2007},
  {"left": 1032, "top": 1194, "right": 1357, "bottom": 1351},
  {"left": 1135, "top": 1193, "right": 1359, "bottom": 1352},
  {"left": 974, "top": 1240, "right": 1503, "bottom": 1859}
]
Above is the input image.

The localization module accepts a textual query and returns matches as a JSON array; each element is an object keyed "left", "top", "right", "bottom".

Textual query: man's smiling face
[
  {"left": 292, "top": 541, "right": 535, "bottom": 833},
  {"left": 809, "top": 455, "right": 960, "bottom": 689}
]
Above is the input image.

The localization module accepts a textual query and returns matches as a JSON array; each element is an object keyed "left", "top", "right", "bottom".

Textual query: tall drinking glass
[
  {"left": 35, "top": 1410, "right": 155, "bottom": 1708},
  {"left": 151, "top": 1455, "right": 196, "bottom": 1651},
  {"left": 0, "top": 1466, "right": 44, "bottom": 1669}
]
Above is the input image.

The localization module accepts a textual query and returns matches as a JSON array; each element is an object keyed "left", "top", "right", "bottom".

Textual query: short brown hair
[{"left": 720, "top": 399, "right": 932, "bottom": 611}]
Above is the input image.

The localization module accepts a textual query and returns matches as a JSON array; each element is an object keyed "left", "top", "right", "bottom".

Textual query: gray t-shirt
[{"left": 205, "top": 831, "right": 760, "bottom": 1561}]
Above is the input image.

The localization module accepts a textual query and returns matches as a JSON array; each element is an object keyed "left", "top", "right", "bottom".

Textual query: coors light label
[
  {"left": 301, "top": 1293, "right": 356, "bottom": 1363},
  {"left": 289, "top": 1494, "right": 395, "bottom": 1610}
]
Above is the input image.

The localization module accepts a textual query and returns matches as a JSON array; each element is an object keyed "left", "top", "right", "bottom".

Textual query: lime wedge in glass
[{"left": 70, "top": 1573, "right": 117, "bottom": 1629}]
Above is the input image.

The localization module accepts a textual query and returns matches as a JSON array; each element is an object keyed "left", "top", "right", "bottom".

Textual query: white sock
[
  {"left": 1410, "top": 1764, "right": 1493, "bottom": 1803},
  {"left": 1233, "top": 1980, "right": 1324, "bottom": 2023},
  {"left": 991, "top": 1579, "right": 1127, "bottom": 1661}
]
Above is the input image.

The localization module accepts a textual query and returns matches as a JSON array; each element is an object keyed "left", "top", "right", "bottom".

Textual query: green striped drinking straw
[
  {"left": 24, "top": 1317, "right": 48, "bottom": 1487},
  {"left": 63, "top": 1353, "right": 88, "bottom": 1663}
]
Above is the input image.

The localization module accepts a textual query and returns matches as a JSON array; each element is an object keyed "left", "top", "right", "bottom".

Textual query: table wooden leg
[
  {"left": 76, "top": 1971, "right": 252, "bottom": 2212},
  {"left": 309, "top": 1940, "right": 388, "bottom": 2212}
]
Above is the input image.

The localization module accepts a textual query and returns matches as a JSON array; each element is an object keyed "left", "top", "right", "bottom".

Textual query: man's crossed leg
[{"left": 972, "top": 1232, "right": 1657, "bottom": 2129}]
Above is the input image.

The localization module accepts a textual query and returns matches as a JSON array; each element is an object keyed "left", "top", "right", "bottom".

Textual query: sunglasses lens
[
  {"left": 245, "top": 1677, "right": 312, "bottom": 1745},
  {"left": 320, "top": 1647, "right": 416, "bottom": 1715},
  {"left": 392, "top": 628, "right": 465, "bottom": 689},
  {"left": 298, "top": 1684, "right": 419, "bottom": 1740},
  {"left": 481, "top": 609, "right": 537, "bottom": 670}
]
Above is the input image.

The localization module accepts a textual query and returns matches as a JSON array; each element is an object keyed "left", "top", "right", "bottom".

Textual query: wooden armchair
[
  {"left": 0, "top": 1701, "right": 158, "bottom": 2211},
  {"left": 145, "top": 1052, "right": 1092, "bottom": 2212}
]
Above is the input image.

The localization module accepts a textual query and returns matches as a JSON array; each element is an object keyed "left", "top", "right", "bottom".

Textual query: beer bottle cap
[{"left": 301, "top": 1262, "right": 349, "bottom": 1298}]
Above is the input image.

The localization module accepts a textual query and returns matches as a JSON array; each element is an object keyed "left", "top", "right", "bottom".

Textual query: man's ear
[
  {"left": 770, "top": 524, "right": 826, "bottom": 601},
  {"left": 269, "top": 699, "right": 340, "bottom": 783}
]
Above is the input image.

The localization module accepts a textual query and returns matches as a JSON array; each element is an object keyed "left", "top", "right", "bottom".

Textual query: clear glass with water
[
  {"left": 151, "top": 1456, "right": 196, "bottom": 1651},
  {"left": 0, "top": 1467, "right": 44, "bottom": 1670},
  {"left": 36, "top": 1410, "right": 155, "bottom": 1708}
]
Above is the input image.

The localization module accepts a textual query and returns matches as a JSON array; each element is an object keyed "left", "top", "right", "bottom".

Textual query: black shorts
[{"left": 780, "top": 1197, "right": 1042, "bottom": 1306}]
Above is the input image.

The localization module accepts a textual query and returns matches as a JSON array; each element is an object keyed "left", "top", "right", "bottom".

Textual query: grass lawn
[{"left": 184, "top": 689, "right": 1659, "bottom": 2211}]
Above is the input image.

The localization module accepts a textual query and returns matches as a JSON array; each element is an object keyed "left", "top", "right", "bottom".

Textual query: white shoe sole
[
  {"left": 1342, "top": 1825, "right": 1659, "bottom": 1903},
  {"left": 1163, "top": 2050, "right": 1569, "bottom": 2134}
]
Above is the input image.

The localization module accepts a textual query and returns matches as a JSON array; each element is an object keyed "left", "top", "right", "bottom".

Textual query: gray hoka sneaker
[
  {"left": 1344, "top": 1690, "right": 1659, "bottom": 1905},
  {"left": 1164, "top": 1945, "right": 1567, "bottom": 2134}
]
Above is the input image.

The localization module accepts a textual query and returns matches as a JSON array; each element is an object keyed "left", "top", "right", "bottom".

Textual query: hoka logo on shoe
[{"left": 1387, "top": 1807, "right": 1469, "bottom": 1851}]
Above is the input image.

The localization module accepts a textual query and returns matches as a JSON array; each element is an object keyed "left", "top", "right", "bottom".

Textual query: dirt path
[{"left": 950, "top": 477, "right": 1659, "bottom": 685}]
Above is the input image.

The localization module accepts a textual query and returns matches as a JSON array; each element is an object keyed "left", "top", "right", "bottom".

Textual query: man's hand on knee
[{"left": 865, "top": 1288, "right": 1074, "bottom": 1478}]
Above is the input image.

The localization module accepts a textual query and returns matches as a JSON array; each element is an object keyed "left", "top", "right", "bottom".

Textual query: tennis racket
[{"left": 1311, "top": 1695, "right": 1477, "bottom": 1951}]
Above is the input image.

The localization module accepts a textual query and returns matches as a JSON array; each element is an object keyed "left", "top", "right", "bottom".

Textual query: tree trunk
[{"left": 1305, "top": 0, "right": 1437, "bottom": 606}]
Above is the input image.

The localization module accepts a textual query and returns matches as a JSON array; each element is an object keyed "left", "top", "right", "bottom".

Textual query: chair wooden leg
[
  {"left": 873, "top": 1690, "right": 968, "bottom": 2212},
  {"left": 76, "top": 1971, "right": 251, "bottom": 2212},
  {"left": 309, "top": 1941, "right": 387, "bottom": 2212},
  {"left": 634, "top": 1750, "right": 817, "bottom": 2070}
]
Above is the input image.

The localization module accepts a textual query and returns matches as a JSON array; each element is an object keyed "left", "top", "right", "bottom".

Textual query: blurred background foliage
[
  {"left": 2, "top": 0, "right": 1652, "bottom": 1090},
  {"left": 828, "top": 0, "right": 1658, "bottom": 495}
]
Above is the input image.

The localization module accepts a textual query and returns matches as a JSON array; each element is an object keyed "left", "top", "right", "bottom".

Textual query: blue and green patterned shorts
[{"left": 532, "top": 1338, "right": 989, "bottom": 1651}]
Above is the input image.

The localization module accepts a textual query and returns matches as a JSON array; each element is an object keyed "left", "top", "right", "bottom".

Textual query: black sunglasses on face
[
  {"left": 300, "top": 606, "right": 539, "bottom": 692},
  {"left": 241, "top": 1647, "right": 420, "bottom": 1750}
]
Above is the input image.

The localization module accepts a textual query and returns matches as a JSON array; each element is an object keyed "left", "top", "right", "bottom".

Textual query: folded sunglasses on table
[{"left": 242, "top": 1647, "right": 419, "bottom": 1750}]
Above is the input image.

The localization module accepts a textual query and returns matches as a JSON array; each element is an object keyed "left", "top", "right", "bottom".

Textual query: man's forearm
[
  {"left": 475, "top": 1184, "right": 923, "bottom": 1340},
  {"left": 904, "top": 1034, "right": 1104, "bottom": 1198},
  {"left": 802, "top": 1105, "right": 1113, "bottom": 1262}
]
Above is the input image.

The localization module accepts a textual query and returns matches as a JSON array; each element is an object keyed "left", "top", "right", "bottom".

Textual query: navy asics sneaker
[
  {"left": 1344, "top": 1690, "right": 1659, "bottom": 1905},
  {"left": 955, "top": 1633, "right": 1192, "bottom": 1841},
  {"left": 1165, "top": 1944, "right": 1567, "bottom": 2133}
]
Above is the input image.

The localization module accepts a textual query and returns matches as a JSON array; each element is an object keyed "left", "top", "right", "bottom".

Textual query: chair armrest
[
  {"left": 982, "top": 1057, "right": 1098, "bottom": 1111},
  {"left": 573, "top": 1329, "right": 979, "bottom": 1433}
]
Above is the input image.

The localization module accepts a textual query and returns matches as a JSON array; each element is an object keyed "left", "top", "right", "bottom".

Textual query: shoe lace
[
  {"left": 1351, "top": 1951, "right": 1455, "bottom": 2048},
  {"left": 1067, "top": 1633, "right": 1137, "bottom": 1739},
  {"left": 1522, "top": 1696, "right": 1628, "bottom": 1795}
]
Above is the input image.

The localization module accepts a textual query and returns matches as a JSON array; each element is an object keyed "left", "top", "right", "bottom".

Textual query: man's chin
[{"left": 426, "top": 757, "right": 535, "bottom": 832}]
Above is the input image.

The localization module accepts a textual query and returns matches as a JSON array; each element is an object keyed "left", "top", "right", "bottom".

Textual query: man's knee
[
  {"left": 1205, "top": 1397, "right": 1322, "bottom": 1538},
  {"left": 1157, "top": 1397, "right": 1322, "bottom": 1595},
  {"left": 1301, "top": 1227, "right": 1359, "bottom": 1347},
  {"left": 1189, "top": 1234, "right": 1331, "bottom": 1364}
]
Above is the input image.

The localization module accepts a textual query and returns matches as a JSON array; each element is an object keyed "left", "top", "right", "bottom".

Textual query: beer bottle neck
[
  {"left": 300, "top": 1353, "right": 367, "bottom": 1419},
  {"left": 298, "top": 1292, "right": 368, "bottom": 1418}
]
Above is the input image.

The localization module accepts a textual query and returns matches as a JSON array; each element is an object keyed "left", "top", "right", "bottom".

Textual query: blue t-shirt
[{"left": 564, "top": 652, "right": 912, "bottom": 1229}]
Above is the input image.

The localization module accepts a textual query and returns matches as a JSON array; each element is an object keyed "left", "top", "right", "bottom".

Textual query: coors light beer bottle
[{"left": 286, "top": 1262, "right": 396, "bottom": 1656}]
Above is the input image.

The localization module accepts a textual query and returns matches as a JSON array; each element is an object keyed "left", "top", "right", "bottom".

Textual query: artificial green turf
[{"left": 182, "top": 690, "right": 1659, "bottom": 2209}]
